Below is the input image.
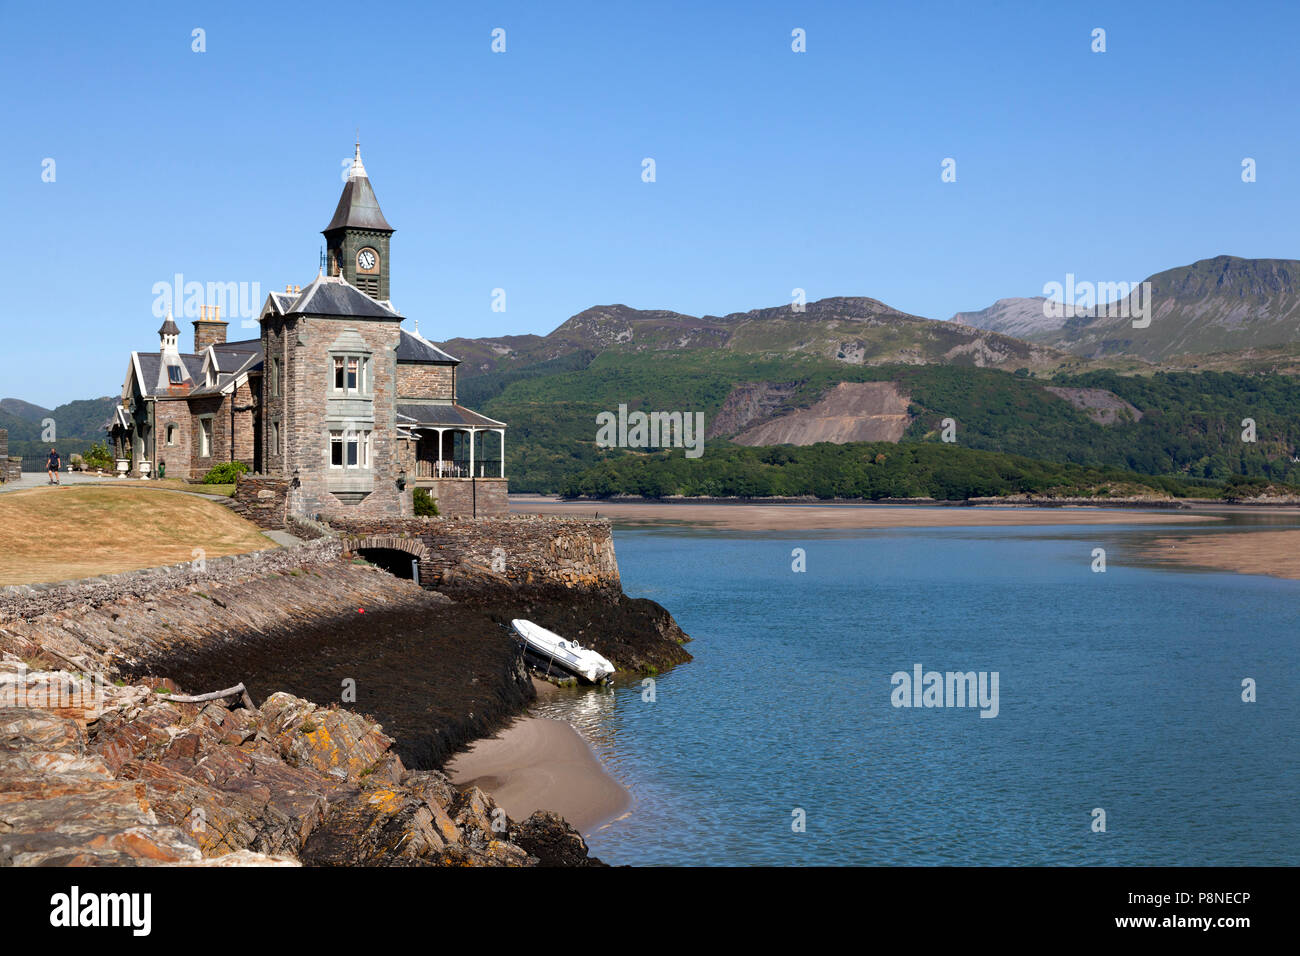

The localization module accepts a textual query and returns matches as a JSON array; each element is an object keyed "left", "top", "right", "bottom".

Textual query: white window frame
[
  {"left": 198, "top": 417, "right": 213, "bottom": 458},
  {"left": 331, "top": 353, "right": 370, "bottom": 396},
  {"left": 329, "top": 428, "right": 372, "bottom": 470}
]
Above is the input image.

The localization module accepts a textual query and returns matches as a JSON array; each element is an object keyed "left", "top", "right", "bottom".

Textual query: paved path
[
  {"left": 0, "top": 472, "right": 228, "bottom": 501},
  {"left": 0, "top": 472, "right": 121, "bottom": 494},
  {"left": 262, "top": 529, "right": 304, "bottom": 547}
]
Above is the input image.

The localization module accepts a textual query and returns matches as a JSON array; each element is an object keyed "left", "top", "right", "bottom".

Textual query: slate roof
[
  {"left": 277, "top": 273, "right": 400, "bottom": 320},
  {"left": 135, "top": 352, "right": 205, "bottom": 397},
  {"left": 323, "top": 165, "right": 394, "bottom": 233},
  {"left": 209, "top": 339, "right": 262, "bottom": 373},
  {"left": 397, "top": 329, "right": 459, "bottom": 364},
  {"left": 396, "top": 404, "right": 506, "bottom": 428}
]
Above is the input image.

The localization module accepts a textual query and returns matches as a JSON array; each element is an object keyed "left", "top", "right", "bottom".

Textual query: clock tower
[{"left": 323, "top": 143, "right": 395, "bottom": 300}]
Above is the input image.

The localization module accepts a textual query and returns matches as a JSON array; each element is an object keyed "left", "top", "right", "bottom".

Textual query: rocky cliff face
[
  {"left": 951, "top": 297, "right": 1083, "bottom": 339},
  {"left": 0, "top": 538, "right": 690, "bottom": 866},
  {"left": 0, "top": 664, "right": 600, "bottom": 866}
]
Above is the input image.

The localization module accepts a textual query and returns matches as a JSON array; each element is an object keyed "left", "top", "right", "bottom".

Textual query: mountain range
[
  {"left": 951, "top": 256, "right": 1300, "bottom": 363},
  {"left": 9, "top": 254, "right": 1300, "bottom": 492}
]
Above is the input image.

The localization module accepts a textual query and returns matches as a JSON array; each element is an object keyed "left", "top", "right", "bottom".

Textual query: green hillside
[
  {"left": 0, "top": 396, "right": 117, "bottom": 459},
  {"left": 476, "top": 351, "right": 1300, "bottom": 493},
  {"left": 558, "top": 441, "right": 1211, "bottom": 501}
]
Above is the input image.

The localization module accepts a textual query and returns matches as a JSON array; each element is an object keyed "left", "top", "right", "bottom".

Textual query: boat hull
[{"left": 510, "top": 619, "right": 615, "bottom": 683}]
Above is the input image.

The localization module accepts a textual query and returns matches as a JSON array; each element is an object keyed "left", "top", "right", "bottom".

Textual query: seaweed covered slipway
[{"left": 0, "top": 513, "right": 690, "bottom": 867}]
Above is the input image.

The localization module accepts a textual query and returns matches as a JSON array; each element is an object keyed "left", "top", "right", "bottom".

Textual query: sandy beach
[
  {"left": 446, "top": 708, "right": 631, "bottom": 834},
  {"left": 511, "top": 495, "right": 1216, "bottom": 531},
  {"left": 1143, "top": 529, "right": 1300, "bottom": 581}
]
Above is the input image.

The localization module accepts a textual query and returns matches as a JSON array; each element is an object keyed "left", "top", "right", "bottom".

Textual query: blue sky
[{"left": 3, "top": 0, "right": 1297, "bottom": 407}]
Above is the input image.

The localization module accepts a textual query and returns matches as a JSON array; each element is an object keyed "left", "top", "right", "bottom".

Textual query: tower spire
[{"left": 350, "top": 139, "right": 366, "bottom": 180}]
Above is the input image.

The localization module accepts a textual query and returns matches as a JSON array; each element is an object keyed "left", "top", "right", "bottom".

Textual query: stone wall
[
  {"left": 324, "top": 513, "right": 620, "bottom": 591},
  {"left": 262, "top": 316, "right": 290, "bottom": 479},
  {"left": 231, "top": 378, "right": 258, "bottom": 468},
  {"left": 397, "top": 363, "right": 455, "bottom": 400},
  {"left": 282, "top": 314, "right": 410, "bottom": 518},
  {"left": 0, "top": 535, "right": 342, "bottom": 624},
  {"left": 154, "top": 397, "right": 193, "bottom": 481},
  {"left": 227, "top": 474, "right": 291, "bottom": 529},
  {"left": 189, "top": 394, "right": 225, "bottom": 477},
  {"left": 418, "top": 478, "right": 508, "bottom": 517},
  {"left": 0, "top": 429, "right": 14, "bottom": 484}
]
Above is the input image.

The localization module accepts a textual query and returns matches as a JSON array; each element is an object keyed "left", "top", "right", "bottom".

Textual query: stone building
[{"left": 108, "top": 146, "right": 507, "bottom": 516}]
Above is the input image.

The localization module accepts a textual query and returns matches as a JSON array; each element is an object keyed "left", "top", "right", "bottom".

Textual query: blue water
[{"left": 532, "top": 521, "right": 1300, "bottom": 865}]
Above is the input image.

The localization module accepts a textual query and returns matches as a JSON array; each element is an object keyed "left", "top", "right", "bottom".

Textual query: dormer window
[{"left": 167, "top": 365, "right": 184, "bottom": 385}]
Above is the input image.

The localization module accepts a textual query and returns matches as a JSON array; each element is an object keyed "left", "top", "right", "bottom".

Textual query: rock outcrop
[{"left": 0, "top": 662, "right": 600, "bottom": 867}]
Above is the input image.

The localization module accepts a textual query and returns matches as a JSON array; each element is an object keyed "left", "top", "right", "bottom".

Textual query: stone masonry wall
[
  {"left": 397, "top": 363, "right": 455, "bottom": 401},
  {"left": 231, "top": 378, "right": 257, "bottom": 468},
  {"left": 419, "top": 478, "right": 508, "bottom": 517},
  {"left": 0, "top": 535, "right": 343, "bottom": 624},
  {"left": 227, "top": 474, "right": 291, "bottom": 529},
  {"left": 284, "top": 315, "right": 410, "bottom": 519},
  {"left": 189, "top": 394, "right": 226, "bottom": 477},
  {"left": 0, "top": 429, "right": 14, "bottom": 484},
  {"left": 154, "top": 398, "right": 194, "bottom": 481},
  {"left": 324, "top": 513, "right": 620, "bottom": 591}
]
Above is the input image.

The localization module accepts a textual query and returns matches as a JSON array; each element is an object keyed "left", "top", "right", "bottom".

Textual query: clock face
[{"left": 356, "top": 248, "right": 378, "bottom": 273}]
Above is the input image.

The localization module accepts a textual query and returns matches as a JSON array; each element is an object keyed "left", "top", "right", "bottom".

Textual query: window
[
  {"left": 269, "top": 358, "right": 280, "bottom": 397},
  {"left": 165, "top": 424, "right": 178, "bottom": 446},
  {"left": 167, "top": 365, "right": 184, "bottom": 384},
  {"left": 331, "top": 354, "right": 369, "bottom": 394},
  {"left": 269, "top": 421, "right": 280, "bottom": 456},
  {"left": 199, "top": 418, "right": 213, "bottom": 457},
  {"left": 329, "top": 429, "right": 371, "bottom": 469}
]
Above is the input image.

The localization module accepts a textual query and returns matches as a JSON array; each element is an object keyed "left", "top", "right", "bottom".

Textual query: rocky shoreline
[{"left": 0, "top": 555, "right": 692, "bottom": 867}]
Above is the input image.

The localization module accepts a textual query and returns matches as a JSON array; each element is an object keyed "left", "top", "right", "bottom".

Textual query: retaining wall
[{"left": 324, "top": 513, "right": 620, "bottom": 590}]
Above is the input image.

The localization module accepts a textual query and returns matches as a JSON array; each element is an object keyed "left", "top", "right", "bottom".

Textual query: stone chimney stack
[{"left": 193, "top": 304, "right": 228, "bottom": 352}]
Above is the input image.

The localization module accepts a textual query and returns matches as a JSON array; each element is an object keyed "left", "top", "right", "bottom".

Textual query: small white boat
[{"left": 511, "top": 619, "right": 615, "bottom": 684}]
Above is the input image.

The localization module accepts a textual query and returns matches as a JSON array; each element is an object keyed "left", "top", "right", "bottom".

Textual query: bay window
[
  {"left": 329, "top": 429, "right": 371, "bottom": 469},
  {"left": 332, "top": 354, "right": 369, "bottom": 394}
]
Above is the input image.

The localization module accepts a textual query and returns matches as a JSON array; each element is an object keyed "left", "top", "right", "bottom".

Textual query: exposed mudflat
[
  {"left": 446, "top": 714, "right": 631, "bottom": 832},
  {"left": 512, "top": 496, "right": 1216, "bottom": 531}
]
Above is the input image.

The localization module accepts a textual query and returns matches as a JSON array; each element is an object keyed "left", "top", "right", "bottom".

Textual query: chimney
[{"left": 193, "top": 304, "right": 228, "bottom": 352}]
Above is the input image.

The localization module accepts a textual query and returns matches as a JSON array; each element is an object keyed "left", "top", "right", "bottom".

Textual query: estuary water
[{"left": 532, "top": 518, "right": 1300, "bottom": 866}]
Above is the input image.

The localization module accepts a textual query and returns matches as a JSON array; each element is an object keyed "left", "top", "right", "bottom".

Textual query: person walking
[{"left": 46, "top": 447, "right": 61, "bottom": 485}]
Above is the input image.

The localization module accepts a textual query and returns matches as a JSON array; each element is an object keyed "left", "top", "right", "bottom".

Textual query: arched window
[{"left": 166, "top": 424, "right": 178, "bottom": 446}]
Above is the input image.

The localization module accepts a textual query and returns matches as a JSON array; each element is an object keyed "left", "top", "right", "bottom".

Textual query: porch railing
[{"left": 415, "top": 459, "right": 502, "bottom": 478}]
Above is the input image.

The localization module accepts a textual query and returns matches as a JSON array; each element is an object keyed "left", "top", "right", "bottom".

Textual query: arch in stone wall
[{"left": 344, "top": 535, "right": 431, "bottom": 562}]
